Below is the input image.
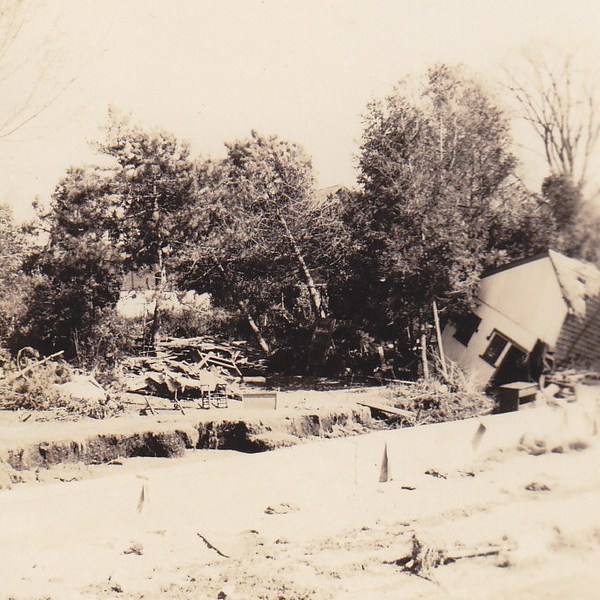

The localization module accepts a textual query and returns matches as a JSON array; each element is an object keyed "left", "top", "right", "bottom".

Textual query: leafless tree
[
  {"left": 0, "top": 0, "right": 78, "bottom": 139},
  {"left": 505, "top": 46, "right": 600, "bottom": 193}
]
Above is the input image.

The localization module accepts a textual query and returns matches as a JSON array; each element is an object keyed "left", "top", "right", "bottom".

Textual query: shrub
[
  {"left": 0, "top": 357, "right": 123, "bottom": 419},
  {"left": 72, "top": 309, "right": 138, "bottom": 371}
]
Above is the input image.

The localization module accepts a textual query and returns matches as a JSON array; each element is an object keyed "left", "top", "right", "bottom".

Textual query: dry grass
[
  {"left": 387, "top": 354, "right": 492, "bottom": 426},
  {"left": 388, "top": 362, "right": 493, "bottom": 426}
]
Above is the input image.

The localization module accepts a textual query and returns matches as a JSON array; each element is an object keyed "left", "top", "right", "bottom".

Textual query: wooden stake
[
  {"left": 379, "top": 442, "right": 391, "bottom": 483},
  {"left": 420, "top": 333, "right": 429, "bottom": 380},
  {"left": 145, "top": 397, "right": 156, "bottom": 415},
  {"left": 432, "top": 300, "right": 448, "bottom": 379}
]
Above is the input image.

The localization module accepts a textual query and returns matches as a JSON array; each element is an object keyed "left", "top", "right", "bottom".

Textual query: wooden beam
[{"left": 357, "top": 401, "right": 415, "bottom": 419}]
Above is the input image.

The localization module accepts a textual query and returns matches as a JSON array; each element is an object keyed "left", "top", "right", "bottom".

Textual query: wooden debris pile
[
  {"left": 545, "top": 368, "right": 600, "bottom": 402},
  {"left": 156, "top": 336, "right": 267, "bottom": 377},
  {"left": 121, "top": 336, "right": 267, "bottom": 407}
]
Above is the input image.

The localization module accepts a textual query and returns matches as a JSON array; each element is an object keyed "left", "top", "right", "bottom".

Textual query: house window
[
  {"left": 453, "top": 312, "right": 482, "bottom": 346},
  {"left": 481, "top": 331, "right": 509, "bottom": 366}
]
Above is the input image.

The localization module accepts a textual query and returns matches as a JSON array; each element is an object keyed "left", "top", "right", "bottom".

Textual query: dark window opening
[
  {"left": 490, "top": 345, "right": 528, "bottom": 388},
  {"left": 481, "top": 332, "right": 509, "bottom": 366},
  {"left": 453, "top": 312, "right": 482, "bottom": 346}
]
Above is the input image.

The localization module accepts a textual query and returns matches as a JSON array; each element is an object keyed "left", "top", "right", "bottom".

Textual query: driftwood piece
[
  {"left": 197, "top": 532, "right": 230, "bottom": 558},
  {"left": 398, "top": 535, "right": 511, "bottom": 577}
]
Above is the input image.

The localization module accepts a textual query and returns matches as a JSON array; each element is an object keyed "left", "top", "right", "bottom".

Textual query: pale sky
[{"left": 1, "top": 0, "right": 600, "bottom": 221}]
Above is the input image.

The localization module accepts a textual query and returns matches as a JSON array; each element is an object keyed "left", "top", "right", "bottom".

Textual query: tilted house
[{"left": 441, "top": 250, "right": 600, "bottom": 387}]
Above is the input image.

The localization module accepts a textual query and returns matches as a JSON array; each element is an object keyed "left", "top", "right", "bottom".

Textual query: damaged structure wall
[{"left": 442, "top": 250, "right": 600, "bottom": 387}]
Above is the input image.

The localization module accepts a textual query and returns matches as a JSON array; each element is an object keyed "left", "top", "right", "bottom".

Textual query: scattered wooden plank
[
  {"left": 145, "top": 397, "right": 156, "bottom": 415},
  {"left": 357, "top": 400, "right": 415, "bottom": 419}
]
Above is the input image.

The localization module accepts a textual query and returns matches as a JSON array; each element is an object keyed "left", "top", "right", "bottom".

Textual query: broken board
[
  {"left": 357, "top": 400, "right": 415, "bottom": 419},
  {"left": 242, "top": 392, "right": 278, "bottom": 410}
]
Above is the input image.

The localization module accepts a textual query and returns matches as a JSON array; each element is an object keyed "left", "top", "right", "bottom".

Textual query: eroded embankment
[{"left": 0, "top": 407, "right": 371, "bottom": 486}]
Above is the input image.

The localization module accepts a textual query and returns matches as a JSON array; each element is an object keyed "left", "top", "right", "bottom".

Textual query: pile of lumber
[
  {"left": 121, "top": 336, "right": 267, "bottom": 406},
  {"left": 156, "top": 336, "right": 267, "bottom": 376}
]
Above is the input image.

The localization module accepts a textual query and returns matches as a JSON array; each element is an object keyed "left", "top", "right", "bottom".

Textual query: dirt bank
[{"left": 0, "top": 404, "right": 372, "bottom": 487}]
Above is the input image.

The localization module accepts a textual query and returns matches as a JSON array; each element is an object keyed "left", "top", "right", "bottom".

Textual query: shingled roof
[
  {"left": 546, "top": 250, "right": 600, "bottom": 363},
  {"left": 548, "top": 249, "right": 600, "bottom": 318}
]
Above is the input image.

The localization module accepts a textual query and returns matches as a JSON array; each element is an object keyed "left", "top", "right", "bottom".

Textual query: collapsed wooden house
[{"left": 441, "top": 250, "right": 600, "bottom": 387}]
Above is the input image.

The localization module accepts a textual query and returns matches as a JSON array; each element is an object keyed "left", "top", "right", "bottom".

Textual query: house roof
[
  {"left": 482, "top": 249, "right": 600, "bottom": 319},
  {"left": 308, "top": 184, "right": 346, "bottom": 211},
  {"left": 548, "top": 250, "right": 600, "bottom": 318},
  {"left": 481, "top": 251, "right": 549, "bottom": 278}
]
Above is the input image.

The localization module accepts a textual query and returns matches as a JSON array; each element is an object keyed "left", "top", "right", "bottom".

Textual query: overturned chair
[{"left": 145, "top": 368, "right": 230, "bottom": 409}]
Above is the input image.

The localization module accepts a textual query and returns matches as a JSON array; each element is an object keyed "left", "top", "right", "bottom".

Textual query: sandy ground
[
  {"left": 1, "top": 388, "right": 599, "bottom": 599},
  {"left": 0, "top": 385, "right": 383, "bottom": 447}
]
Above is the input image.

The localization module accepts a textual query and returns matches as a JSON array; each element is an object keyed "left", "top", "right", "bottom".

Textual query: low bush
[
  {"left": 72, "top": 309, "right": 138, "bottom": 372},
  {"left": 0, "top": 353, "right": 123, "bottom": 419},
  {"left": 387, "top": 359, "right": 493, "bottom": 426}
]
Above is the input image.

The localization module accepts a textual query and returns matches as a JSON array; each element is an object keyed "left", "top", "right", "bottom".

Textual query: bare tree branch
[
  {"left": 504, "top": 46, "right": 600, "bottom": 193},
  {"left": 0, "top": 0, "right": 82, "bottom": 139}
]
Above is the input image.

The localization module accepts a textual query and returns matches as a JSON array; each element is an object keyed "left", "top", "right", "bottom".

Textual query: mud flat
[{"left": 1, "top": 391, "right": 599, "bottom": 599}]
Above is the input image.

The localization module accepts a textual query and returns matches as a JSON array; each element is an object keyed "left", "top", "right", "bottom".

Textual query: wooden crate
[{"left": 498, "top": 381, "right": 539, "bottom": 413}]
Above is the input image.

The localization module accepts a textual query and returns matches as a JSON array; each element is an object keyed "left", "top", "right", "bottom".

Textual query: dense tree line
[{"left": 1, "top": 63, "right": 596, "bottom": 376}]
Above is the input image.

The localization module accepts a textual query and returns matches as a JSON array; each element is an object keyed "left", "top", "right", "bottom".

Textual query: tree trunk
[
  {"left": 149, "top": 244, "right": 165, "bottom": 349},
  {"left": 213, "top": 258, "right": 271, "bottom": 355},
  {"left": 238, "top": 300, "right": 271, "bottom": 355},
  {"left": 276, "top": 210, "right": 326, "bottom": 319},
  {"left": 432, "top": 300, "right": 448, "bottom": 379},
  {"left": 149, "top": 184, "right": 166, "bottom": 350},
  {"left": 420, "top": 332, "right": 429, "bottom": 380}
]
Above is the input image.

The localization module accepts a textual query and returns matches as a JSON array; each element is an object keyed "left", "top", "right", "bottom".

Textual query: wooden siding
[{"left": 555, "top": 294, "right": 600, "bottom": 364}]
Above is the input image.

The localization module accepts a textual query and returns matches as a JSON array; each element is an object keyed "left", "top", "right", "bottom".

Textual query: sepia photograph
[{"left": 0, "top": 1, "right": 599, "bottom": 598}]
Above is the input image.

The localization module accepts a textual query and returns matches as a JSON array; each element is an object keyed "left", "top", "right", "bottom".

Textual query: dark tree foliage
[
  {"left": 176, "top": 131, "right": 327, "bottom": 358},
  {"left": 538, "top": 173, "right": 600, "bottom": 266},
  {"left": 487, "top": 180, "right": 556, "bottom": 263},
  {"left": 19, "top": 110, "right": 196, "bottom": 358},
  {"left": 44, "top": 165, "right": 118, "bottom": 242},
  {"left": 96, "top": 108, "right": 195, "bottom": 272},
  {"left": 20, "top": 238, "right": 123, "bottom": 357},
  {"left": 329, "top": 64, "right": 554, "bottom": 361},
  {"left": 19, "top": 167, "right": 124, "bottom": 358},
  {"left": 541, "top": 173, "right": 582, "bottom": 229}
]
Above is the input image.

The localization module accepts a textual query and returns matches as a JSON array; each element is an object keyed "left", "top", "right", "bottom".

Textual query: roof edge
[{"left": 481, "top": 250, "right": 551, "bottom": 279}]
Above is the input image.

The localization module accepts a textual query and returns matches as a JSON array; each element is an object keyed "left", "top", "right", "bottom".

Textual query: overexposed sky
[{"left": 1, "top": 0, "right": 599, "bottom": 221}]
